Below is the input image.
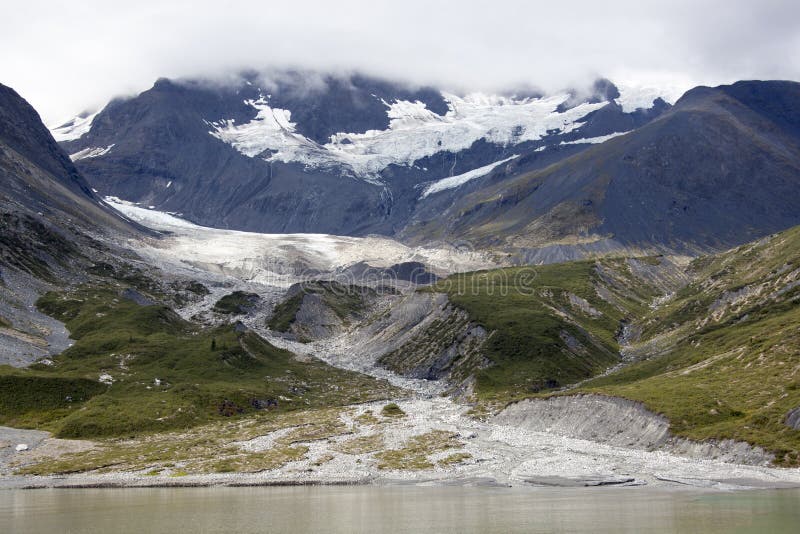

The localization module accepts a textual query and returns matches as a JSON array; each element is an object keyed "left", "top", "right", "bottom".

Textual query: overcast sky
[{"left": 2, "top": 0, "right": 799, "bottom": 124}]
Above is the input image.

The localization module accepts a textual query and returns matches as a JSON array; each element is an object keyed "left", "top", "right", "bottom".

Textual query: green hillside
[
  {"left": 581, "top": 226, "right": 800, "bottom": 464},
  {"left": 432, "top": 257, "right": 666, "bottom": 401},
  {"left": 0, "top": 283, "right": 396, "bottom": 439}
]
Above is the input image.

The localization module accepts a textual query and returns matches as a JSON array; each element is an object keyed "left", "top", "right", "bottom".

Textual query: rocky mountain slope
[
  {"left": 0, "top": 82, "right": 143, "bottom": 365},
  {"left": 0, "top": 83, "right": 136, "bottom": 236},
  {"left": 404, "top": 81, "right": 800, "bottom": 256},
  {"left": 55, "top": 73, "right": 800, "bottom": 260},
  {"left": 54, "top": 71, "right": 669, "bottom": 236}
]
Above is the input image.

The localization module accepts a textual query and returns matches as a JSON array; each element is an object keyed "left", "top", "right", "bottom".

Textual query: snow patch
[
  {"left": 69, "top": 144, "right": 115, "bottom": 161},
  {"left": 559, "top": 132, "right": 627, "bottom": 146},
  {"left": 105, "top": 197, "right": 199, "bottom": 229},
  {"left": 51, "top": 111, "right": 99, "bottom": 142},
  {"left": 421, "top": 155, "right": 519, "bottom": 198}
]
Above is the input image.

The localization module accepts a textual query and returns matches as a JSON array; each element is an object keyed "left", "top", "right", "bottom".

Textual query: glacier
[
  {"left": 207, "top": 92, "right": 612, "bottom": 180},
  {"left": 50, "top": 111, "right": 99, "bottom": 142}
]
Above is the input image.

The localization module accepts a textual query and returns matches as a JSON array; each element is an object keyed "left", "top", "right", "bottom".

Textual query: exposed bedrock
[
  {"left": 494, "top": 394, "right": 774, "bottom": 466},
  {"left": 375, "top": 293, "right": 488, "bottom": 385},
  {"left": 291, "top": 293, "right": 346, "bottom": 340},
  {"left": 785, "top": 406, "right": 800, "bottom": 430}
]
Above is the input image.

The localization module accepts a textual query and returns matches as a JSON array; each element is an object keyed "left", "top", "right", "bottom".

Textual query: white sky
[{"left": 2, "top": 0, "right": 799, "bottom": 124}]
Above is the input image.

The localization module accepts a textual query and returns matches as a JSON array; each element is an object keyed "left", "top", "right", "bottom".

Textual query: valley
[
  {"left": 3, "top": 201, "right": 800, "bottom": 490},
  {"left": 1, "top": 74, "right": 800, "bottom": 493},
  {"left": 5, "top": 3, "right": 800, "bottom": 532}
]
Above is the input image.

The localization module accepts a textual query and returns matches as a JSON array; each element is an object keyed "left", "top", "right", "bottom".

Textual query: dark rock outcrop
[{"left": 785, "top": 407, "right": 800, "bottom": 430}]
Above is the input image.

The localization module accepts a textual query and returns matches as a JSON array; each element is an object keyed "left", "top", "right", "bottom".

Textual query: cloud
[{"left": 2, "top": 0, "right": 799, "bottom": 123}]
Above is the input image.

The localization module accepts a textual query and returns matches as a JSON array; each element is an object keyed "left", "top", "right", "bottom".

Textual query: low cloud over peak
[{"left": 2, "top": 0, "right": 799, "bottom": 123}]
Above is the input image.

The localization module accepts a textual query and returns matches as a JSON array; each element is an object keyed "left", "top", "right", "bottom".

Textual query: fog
[{"left": 2, "top": 0, "right": 799, "bottom": 124}]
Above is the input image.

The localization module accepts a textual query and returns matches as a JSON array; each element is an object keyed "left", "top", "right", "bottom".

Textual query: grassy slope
[
  {"left": 581, "top": 227, "right": 800, "bottom": 464},
  {"left": 432, "top": 258, "right": 660, "bottom": 401},
  {"left": 427, "top": 228, "right": 800, "bottom": 462},
  {"left": 0, "top": 283, "right": 396, "bottom": 439}
]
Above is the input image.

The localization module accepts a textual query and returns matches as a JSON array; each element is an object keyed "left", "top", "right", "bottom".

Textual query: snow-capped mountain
[
  {"left": 403, "top": 81, "right": 800, "bottom": 258},
  {"left": 53, "top": 71, "right": 672, "bottom": 237}
]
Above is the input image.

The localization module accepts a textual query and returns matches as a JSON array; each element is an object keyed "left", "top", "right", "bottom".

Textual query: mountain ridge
[
  {"left": 403, "top": 80, "right": 800, "bottom": 255},
  {"left": 54, "top": 71, "right": 671, "bottom": 236}
]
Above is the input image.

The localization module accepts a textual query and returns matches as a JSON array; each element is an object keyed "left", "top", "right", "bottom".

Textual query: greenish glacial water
[{"left": 1, "top": 486, "right": 799, "bottom": 533}]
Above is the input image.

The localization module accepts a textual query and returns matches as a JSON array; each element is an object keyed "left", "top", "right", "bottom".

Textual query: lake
[{"left": 2, "top": 486, "right": 799, "bottom": 533}]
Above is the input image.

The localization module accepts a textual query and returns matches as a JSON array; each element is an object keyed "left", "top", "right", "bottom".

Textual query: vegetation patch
[
  {"left": 207, "top": 446, "right": 308, "bottom": 473},
  {"left": 268, "top": 281, "right": 375, "bottom": 333},
  {"left": 381, "top": 403, "right": 406, "bottom": 418},
  {"left": 334, "top": 434, "right": 385, "bottom": 455},
  {"left": 582, "top": 294, "right": 800, "bottom": 465},
  {"left": 580, "top": 226, "right": 800, "bottom": 465},
  {"left": 437, "top": 452, "right": 472, "bottom": 467},
  {"left": 276, "top": 419, "right": 350, "bottom": 445},
  {"left": 354, "top": 411, "right": 380, "bottom": 426},
  {"left": 374, "top": 430, "right": 462, "bottom": 470},
  {"left": 267, "top": 292, "right": 304, "bottom": 332},
  {"left": 433, "top": 259, "right": 660, "bottom": 401},
  {"left": 0, "top": 370, "right": 108, "bottom": 428},
  {"left": 213, "top": 291, "right": 260, "bottom": 315},
  {"left": 16, "top": 407, "right": 348, "bottom": 475}
]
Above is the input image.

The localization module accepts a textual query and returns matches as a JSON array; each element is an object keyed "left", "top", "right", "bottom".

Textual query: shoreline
[
  {"left": 4, "top": 471, "right": 800, "bottom": 492},
  {"left": 5, "top": 396, "right": 800, "bottom": 493}
]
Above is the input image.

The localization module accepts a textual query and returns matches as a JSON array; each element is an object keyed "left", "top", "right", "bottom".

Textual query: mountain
[
  {"left": 56, "top": 73, "right": 800, "bottom": 259},
  {"left": 0, "top": 83, "right": 396, "bottom": 440},
  {"left": 404, "top": 81, "right": 800, "bottom": 257},
  {"left": 8, "top": 77, "right": 800, "bottom": 482},
  {"left": 0, "top": 82, "right": 139, "bottom": 365},
  {"left": 54, "top": 71, "right": 670, "bottom": 235},
  {"left": 0, "top": 83, "right": 136, "bottom": 235}
]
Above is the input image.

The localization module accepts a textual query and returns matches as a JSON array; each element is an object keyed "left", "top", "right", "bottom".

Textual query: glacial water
[{"left": 2, "top": 486, "right": 800, "bottom": 533}]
